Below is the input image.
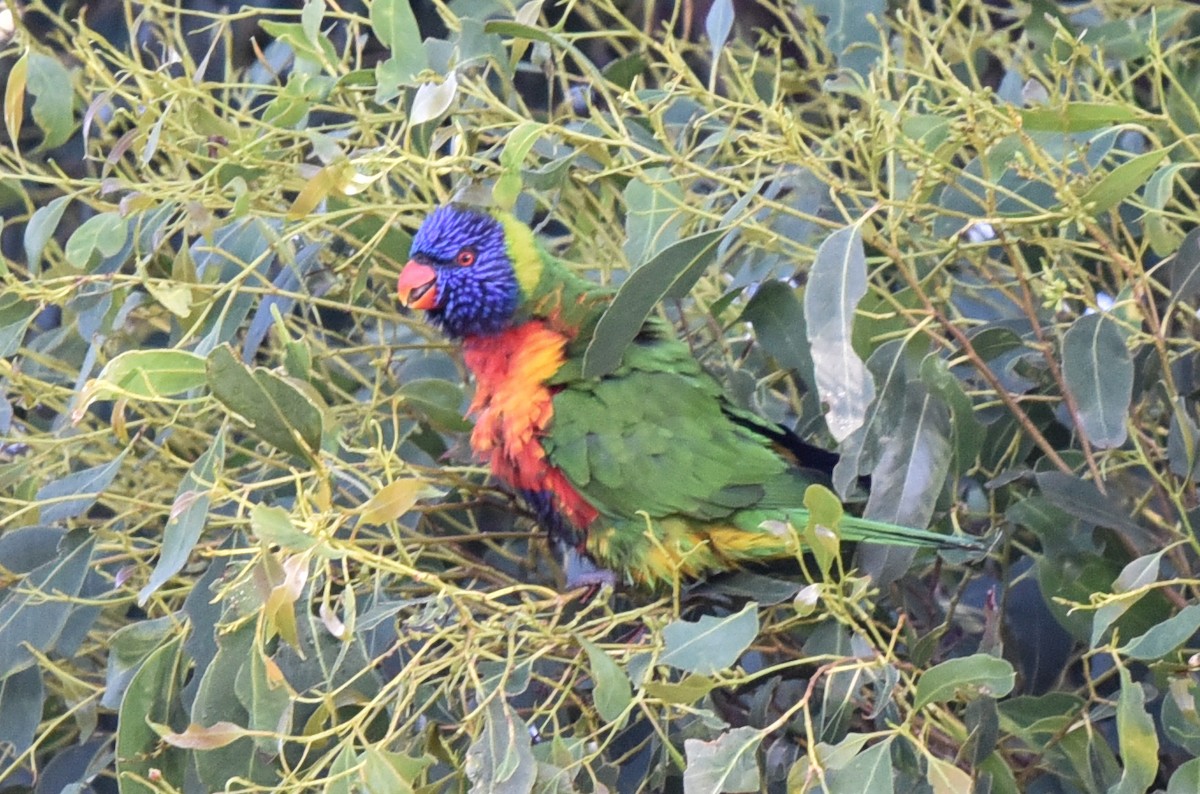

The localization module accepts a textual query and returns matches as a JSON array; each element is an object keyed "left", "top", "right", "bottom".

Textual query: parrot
[{"left": 396, "top": 204, "right": 980, "bottom": 587}]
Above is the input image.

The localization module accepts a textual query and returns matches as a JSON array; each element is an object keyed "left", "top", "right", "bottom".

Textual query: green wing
[{"left": 544, "top": 331, "right": 797, "bottom": 522}]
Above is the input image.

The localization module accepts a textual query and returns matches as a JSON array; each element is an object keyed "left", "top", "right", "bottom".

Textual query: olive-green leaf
[
  {"left": 660, "top": 602, "right": 758, "bottom": 675},
  {"left": 26, "top": 52, "right": 75, "bottom": 150},
  {"left": 1019, "top": 102, "right": 1140, "bottom": 132},
  {"left": 0, "top": 294, "right": 38, "bottom": 358},
  {"left": 683, "top": 726, "right": 761, "bottom": 794},
  {"left": 579, "top": 638, "right": 633, "bottom": 723},
  {"left": 1079, "top": 147, "right": 1172, "bottom": 215},
  {"left": 1062, "top": 312, "right": 1132, "bottom": 448},
  {"left": 23, "top": 194, "right": 70, "bottom": 269},
  {"left": 206, "top": 345, "right": 323, "bottom": 462},
  {"left": 583, "top": 228, "right": 726, "bottom": 378},
  {"left": 115, "top": 634, "right": 188, "bottom": 793},
  {"left": 1110, "top": 663, "right": 1158, "bottom": 794},
  {"left": 914, "top": 654, "right": 1015, "bottom": 711},
  {"left": 64, "top": 211, "right": 129, "bottom": 270}
]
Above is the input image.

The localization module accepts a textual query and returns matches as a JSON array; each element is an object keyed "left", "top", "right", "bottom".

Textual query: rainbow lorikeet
[{"left": 396, "top": 205, "right": 978, "bottom": 587}]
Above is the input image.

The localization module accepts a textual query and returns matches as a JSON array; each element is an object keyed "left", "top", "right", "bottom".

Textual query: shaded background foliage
[{"left": 2, "top": 0, "right": 1200, "bottom": 791}]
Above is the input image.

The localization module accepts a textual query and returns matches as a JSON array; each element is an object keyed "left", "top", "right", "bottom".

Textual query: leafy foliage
[{"left": 2, "top": 0, "right": 1200, "bottom": 791}]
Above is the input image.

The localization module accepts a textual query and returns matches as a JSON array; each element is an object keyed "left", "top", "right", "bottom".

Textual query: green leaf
[
  {"left": 138, "top": 432, "right": 224, "bottom": 605},
  {"left": 360, "top": 479, "right": 439, "bottom": 526},
  {"left": 1110, "top": 663, "right": 1158, "bottom": 794},
  {"left": 1168, "top": 757, "right": 1200, "bottom": 794},
  {"left": 64, "top": 211, "right": 129, "bottom": 270},
  {"left": 23, "top": 194, "right": 70, "bottom": 268},
  {"left": 465, "top": 698, "right": 537, "bottom": 794},
  {"left": 804, "top": 222, "right": 874, "bottom": 442},
  {"left": 1169, "top": 228, "right": 1200, "bottom": 309},
  {"left": 660, "top": 602, "right": 758, "bottom": 675},
  {"left": 583, "top": 228, "right": 726, "bottom": 378},
  {"left": 579, "top": 638, "right": 632, "bottom": 723},
  {"left": 371, "top": 0, "right": 426, "bottom": 86},
  {"left": 1079, "top": 146, "right": 1172, "bottom": 215},
  {"left": 25, "top": 52, "right": 75, "bottom": 150},
  {"left": 643, "top": 673, "right": 717, "bottom": 705},
  {"left": 1019, "top": 102, "right": 1141, "bottom": 132},
  {"left": 1035, "top": 471, "right": 1143, "bottom": 535},
  {"left": 623, "top": 167, "right": 686, "bottom": 267},
  {"left": 859, "top": 388, "right": 952, "bottom": 584},
  {"left": 1091, "top": 549, "right": 1165, "bottom": 648},
  {"left": 498, "top": 121, "right": 542, "bottom": 168},
  {"left": 0, "top": 294, "right": 38, "bottom": 358},
  {"left": 75, "top": 349, "right": 208, "bottom": 419},
  {"left": 1120, "top": 603, "right": 1200, "bottom": 660},
  {"left": 115, "top": 634, "right": 188, "bottom": 793},
  {"left": 914, "top": 654, "right": 1015, "bottom": 711},
  {"left": 250, "top": 503, "right": 316, "bottom": 550},
  {"left": 0, "top": 666, "right": 43, "bottom": 761},
  {"left": 824, "top": 738, "right": 894, "bottom": 794},
  {"left": 741, "top": 280, "right": 815, "bottom": 378},
  {"left": 1144, "top": 162, "right": 1194, "bottom": 255},
  {"left": 0, "top": 534, "right": 96, "bottom": 677},
  {"left": 101, "top": 616, "right": 176, "bottom": 710},
  {"left": 37, "top": 449, "right": 129, "bottom": 523},
  {"left": 206, "top": 345, "right": 323, "bottom": 462},
  {"left": 682, "top": 726, "right": 761, "bottom": 794}
]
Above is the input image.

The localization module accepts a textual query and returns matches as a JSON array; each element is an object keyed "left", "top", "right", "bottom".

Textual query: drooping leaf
[
  {"left": 582, "top": 228, "right": 726, "bottom": 378},
  {"left": 137, "top": 432, "right": 223, "bottom": 605},
  {"left": 805, "top": 222, "right": 874, "bottom": 442},
  {"left": 115, "top": 634, "right": 188, "bottom": 793},
  {"left": 0, "top": 666, "right": 44, "bottom": 763},
  {"left": 741, "top": 280, "right": 816, "bottom": 382},
  {"left": 23, "top": 194, "right": 70, "bottom": 269},
  {"left": 660, "top": 602, "right": 758, "bottom": 675},
  {"left": 1110, "top": 663, "right": 1158, "bottom": 794},
  {"left": 579, "top": 638, "right": 632, "bottom": 723},
  {"left": 464, "top": 698, "right": 537, "bottom": 794}
]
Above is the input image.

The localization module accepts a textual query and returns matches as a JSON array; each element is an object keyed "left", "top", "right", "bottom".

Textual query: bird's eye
[{"left": 456, "top": 247, "right": 476, "bottom": 267}]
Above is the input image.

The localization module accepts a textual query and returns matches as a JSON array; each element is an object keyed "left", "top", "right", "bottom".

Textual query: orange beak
[{"left": 397, "top": 261, "right": 439, "bottom": 310}]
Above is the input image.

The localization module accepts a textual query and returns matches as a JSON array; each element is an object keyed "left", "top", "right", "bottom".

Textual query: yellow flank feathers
[
  {"left": 496, "top": 212, "right": 543, "bottom": 297},
  {"left": 587, "top": 518, "right": 796, "bottom": 587}
]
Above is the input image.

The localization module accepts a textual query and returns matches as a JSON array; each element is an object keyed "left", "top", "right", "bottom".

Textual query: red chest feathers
[{"left": 462, "top": 322, "right": 597, "bottom": 529}]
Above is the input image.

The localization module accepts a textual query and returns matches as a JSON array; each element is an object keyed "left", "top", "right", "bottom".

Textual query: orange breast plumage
[{"left": 462, "top": 321, "right": 598, "bottom": 531}]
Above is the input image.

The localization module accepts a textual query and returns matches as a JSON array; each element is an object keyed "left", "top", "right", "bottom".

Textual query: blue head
[{"left": 397, "top": 205, "right": 523, "bottom": 338}]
